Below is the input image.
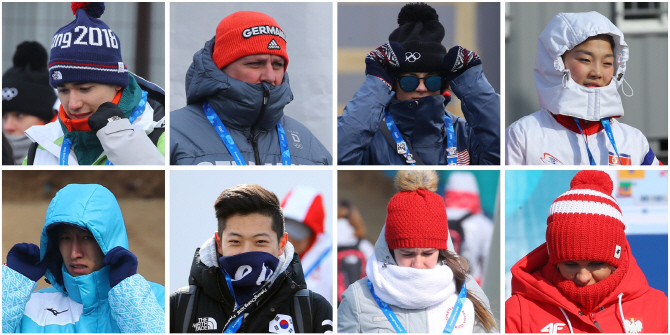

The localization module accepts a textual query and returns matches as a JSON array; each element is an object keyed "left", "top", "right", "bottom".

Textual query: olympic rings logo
[
  {"left": 2, "top": 88, "right": 18, "bottom": 101},
  {"left": 405, "top": 52, "right": 421, "bottom": 63}
]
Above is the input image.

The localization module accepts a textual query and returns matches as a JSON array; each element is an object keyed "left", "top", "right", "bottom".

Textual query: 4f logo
[{"left": 541, "top": 323, "right": 565, "bottom": 334}]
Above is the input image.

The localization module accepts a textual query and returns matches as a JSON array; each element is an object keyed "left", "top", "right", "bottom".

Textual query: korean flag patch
[
  {"left": 614, "top": 245, "right": 622, "bottom": 259},
  {"left": 269, "top": 314, "right": 294, "bottom": 333}
]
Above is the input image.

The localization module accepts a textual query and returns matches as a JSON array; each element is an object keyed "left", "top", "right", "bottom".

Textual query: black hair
[{"left": 214, "top": 184, "right": 284, "bottom": 242}]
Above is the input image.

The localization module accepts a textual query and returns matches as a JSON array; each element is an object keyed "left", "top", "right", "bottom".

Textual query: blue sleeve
[
  {"left": 449, "top": 65, "right": 500, "bottom": 165},
  {"left": 2, "top": 266, "right": 37, "bottom": 333},
  {"left": 337, "top": 75, "right": 394, "bottom": 165},
  {"left": 109, "top": 274, "right": 165, "bottom": 333},
  {"left": 642, "top": 147, "right": 658, "bottom": 165}
]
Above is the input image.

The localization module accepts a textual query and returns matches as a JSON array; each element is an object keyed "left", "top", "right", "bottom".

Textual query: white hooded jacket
[{"left": 506, "top": 11, "right": 659, "bottom": 165}]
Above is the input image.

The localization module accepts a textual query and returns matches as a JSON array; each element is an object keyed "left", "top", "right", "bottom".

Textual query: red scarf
[
  {"left": 542, "top": 251, "right": 628, "bottom": 313},
  {"left": 59, "top": 90, "right": 122, "bottom": 132}
]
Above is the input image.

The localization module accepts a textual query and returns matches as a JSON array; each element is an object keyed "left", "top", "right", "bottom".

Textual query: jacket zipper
[
  {"left": 590, "top": 312, "right": 603, "bottom": 333},
  {"left": 248, "top": 85, "right": 270, "bottom": 165}
]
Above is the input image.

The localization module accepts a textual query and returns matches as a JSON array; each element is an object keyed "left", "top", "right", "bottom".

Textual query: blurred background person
[
  {"left": 281, "top": 186, "right": 333, "bottom": 305},
  {"left": 444, "top": 172, "right": 494, "bottom": 286},
  {"left": 336, "top": 200, "right": 374, "bottom": 305},
  {"left": 2, "top": 41, "right": 57, "bottom": 164}
]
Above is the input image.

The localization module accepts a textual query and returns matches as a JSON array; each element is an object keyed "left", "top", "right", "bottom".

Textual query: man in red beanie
[
  {"left": 170, "top": 11, "right": 332, "bottom": 166},
  {"left": 506, "top": 170, "right": 668, "bottom": 333}
]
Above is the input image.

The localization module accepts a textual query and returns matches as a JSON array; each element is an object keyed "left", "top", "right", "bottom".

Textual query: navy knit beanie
[{"left": 48, "top": 3, "right": 128, "bottom": 88}]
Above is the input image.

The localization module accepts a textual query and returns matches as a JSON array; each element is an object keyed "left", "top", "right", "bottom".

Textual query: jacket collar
[
  {"left": 535, "top": 12, "right": 628, "bottom": 120},
  {"left": 62, "top": 265, "right": 111, "bottom": 309},
  {"left": 189, "top": 237, "right": 304, "bottom": 307},
  {"left": 185, "top": 37, "right": 293, "bottom": 131},
  {"left": 388, "top": 94, "right": 446, "bottom": 148}
]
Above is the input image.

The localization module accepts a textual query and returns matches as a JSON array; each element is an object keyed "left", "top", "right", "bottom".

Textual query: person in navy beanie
[{"left": 23, "top": 2, "right": 165, "bottom": 165}]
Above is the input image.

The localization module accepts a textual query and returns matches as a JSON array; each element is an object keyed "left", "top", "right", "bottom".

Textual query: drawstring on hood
[
  {"left": 535, "top": 12, "right": 629, "bottom": 121},
  {"left": 558, "top": 307, "right": 575, "bottom": 334}
]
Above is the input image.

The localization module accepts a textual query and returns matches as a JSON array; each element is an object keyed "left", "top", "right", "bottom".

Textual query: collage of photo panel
[{"left": 1, "top": 1, "right": 668, "bottom": 334}]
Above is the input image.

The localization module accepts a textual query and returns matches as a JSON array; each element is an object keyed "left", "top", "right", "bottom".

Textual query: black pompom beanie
[
  {"left": 2, "top": 41, "right": 57, "bottom": 122},
  {"left": 389, "top": 3, "right": 446, "bottom": 74}
]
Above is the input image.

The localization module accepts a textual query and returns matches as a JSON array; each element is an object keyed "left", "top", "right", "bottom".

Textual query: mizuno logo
[{"left": 45, "top": 308, "right": 69, "bottom": 316}]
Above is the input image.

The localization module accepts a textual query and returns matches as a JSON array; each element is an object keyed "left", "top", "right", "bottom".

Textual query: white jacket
[
  {"left": 506, "top": 12, "right": 658, "bottom": 165},
  {"left": 507, "top": 110, "right": 659, "bottom": 165}
]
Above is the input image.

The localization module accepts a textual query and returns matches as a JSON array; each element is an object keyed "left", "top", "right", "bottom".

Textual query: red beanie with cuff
[
  {"left": 546, "top": 170, "right": 626, "bottom": 268},
  {"left": 213, "top": 11, "right": 289, "bottom": 71}
]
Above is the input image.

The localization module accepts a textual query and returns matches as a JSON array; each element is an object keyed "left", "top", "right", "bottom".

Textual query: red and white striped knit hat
[
  {"left": 546, "top": 171, "right": 626, "bottom": 268},
  {"left": 280, "top": 186, "right": 325, "bottom": 235}
]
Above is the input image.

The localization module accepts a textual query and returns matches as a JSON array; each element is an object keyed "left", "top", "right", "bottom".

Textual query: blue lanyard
[
  {"left": 223, "top": 272, "right": 244, "bottom": 333},
  {"left": 444, "top": 115, "right": 457, "bottom": 165},
  {"left": 203, "top": 102, "right": 291, "bottom": 165},
  {"left": 60, "top": 137, "right": 73, "bottom": 165},
  {"left": 368, "top": 279, "right": 407, "bottom": 333},
  {"left": 573, "top": 117, "right": 621, "bottom": 166},
  {"left": 304, "top": 246, "right": 331, "bottom": 278},
  {"left": 384, "top": 110, "right": 457, "bottom": 165},
  {"left": 601, "top": 118, "right": 622, "bottom": 165},
  {"left": 443, "top": 282, "right": 467, "bottom": 333},
  {"left": 367, "top": 279, "right": 467, "bottom": 333},
  {"left": 59, "top": 91, "right": 148, "bottom": 166}
]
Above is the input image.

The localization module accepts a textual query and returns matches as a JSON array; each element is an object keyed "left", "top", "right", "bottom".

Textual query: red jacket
[{"left": 506, "top": 242, "right": 667, "bottom": 333}]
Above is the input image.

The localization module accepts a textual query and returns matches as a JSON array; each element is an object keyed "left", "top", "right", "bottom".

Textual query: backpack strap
[
  {"left": 379, "top": 122, "right": 424, "bottom": 165},
  {"left": 175, "top": 285, "right": 198, "bottom": 333},
  {"left": 26, "top": 142, "right": 38, "bottom": 165},
  {"left": 292, "top": 289, "right": 313, "bottom": 333}
]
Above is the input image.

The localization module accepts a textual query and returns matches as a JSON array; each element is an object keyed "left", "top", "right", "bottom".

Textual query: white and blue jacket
[{"left": 2, "top": 184, "right": 165, "bottom": 333}]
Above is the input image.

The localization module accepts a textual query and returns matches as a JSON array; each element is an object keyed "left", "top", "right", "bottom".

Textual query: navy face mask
[{"left": 218, "top": 251, "right": 279, "bottom": 306}]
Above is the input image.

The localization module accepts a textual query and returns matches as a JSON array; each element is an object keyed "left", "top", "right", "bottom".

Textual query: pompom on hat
[
  {"left": 48, "top": 3, "right": 128, "bottom": 88},
  {"left": 213, "top": 11, "right": 289, "bottom": 71},
  {"left": 546, "top": 171, "right": 626, "bottom": 268},
  {"left": 385, "top": 170, "right": 449, "bottom": 250}
]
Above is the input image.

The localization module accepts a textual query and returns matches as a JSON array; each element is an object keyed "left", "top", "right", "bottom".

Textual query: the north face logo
[
  {"left": 268, "top": 39, "right": 281, "bottom": 50},
  {"left": 52, "top": 71, "right": 62, "bottom": 80},
  {"left": 193, "top": 317, "right": 217, "bottom": 331}
]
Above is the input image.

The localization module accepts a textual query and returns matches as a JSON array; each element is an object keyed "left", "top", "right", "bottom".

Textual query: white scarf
[{"left": 366, "top": 252, "right": 475, "bottom": 333}]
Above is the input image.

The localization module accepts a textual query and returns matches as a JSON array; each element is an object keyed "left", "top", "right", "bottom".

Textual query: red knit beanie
[
  {"left": 385, "top": 171, "right": 448, "bottom": 250},
  {"left": 546, "top": 171, "right": 626, "bottom": 268},
  {"left": 212, "top": 11, "right": 289, "bottom": 71}
]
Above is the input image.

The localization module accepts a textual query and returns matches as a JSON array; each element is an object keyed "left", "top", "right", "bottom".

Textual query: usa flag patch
[
  {"left": 457, "top": 150, "right": 470, "bottom": 165},
  {"left": 609, "top": 152, "right": 631, "bottom": 165}
]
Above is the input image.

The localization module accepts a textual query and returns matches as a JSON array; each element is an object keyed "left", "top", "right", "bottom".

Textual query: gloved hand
[
  {"left": 7, "top": 243, "right": 48, "bottom": 282},
  {"left": 442, "top": 46, "right": 482, "bottom": 83},
  {"left": 365, "top": 41, "right": 405, "bottom": 89},
  {"left": 103, "top": 246, "right": 137, "bottom": 287},
  {"left": 88, "top": 102, "right": 126, "bottom": 133}
]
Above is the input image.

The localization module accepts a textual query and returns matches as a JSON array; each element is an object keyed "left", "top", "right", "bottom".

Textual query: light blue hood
[{"left": 39, "top": 184, "right": 128, "bottom": 292}]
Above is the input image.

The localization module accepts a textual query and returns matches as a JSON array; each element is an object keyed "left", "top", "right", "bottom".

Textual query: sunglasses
[{"left": 397, "top": 76, "right": 443, "bottom": 92}]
